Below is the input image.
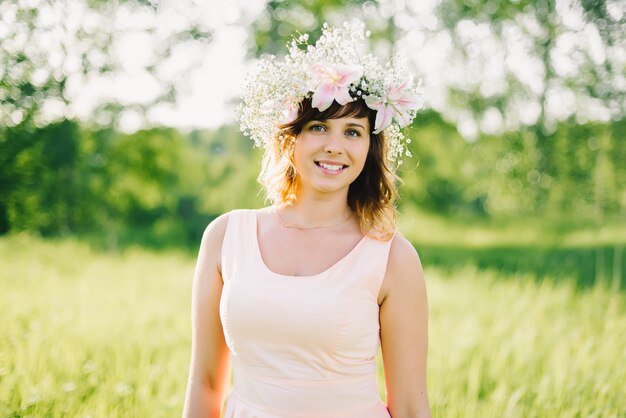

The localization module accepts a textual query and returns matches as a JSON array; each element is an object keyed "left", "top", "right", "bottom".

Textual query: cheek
[
  {"left": 292, "top": 138, "right": 311, "bottom": 169},
  {"left": 352, "top": 140, "right": 370, "bottom": 168}
]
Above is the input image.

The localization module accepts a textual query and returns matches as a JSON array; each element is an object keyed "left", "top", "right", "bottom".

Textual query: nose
[{"left": 323, "top": 130, "right": 343, "bottom": 154}]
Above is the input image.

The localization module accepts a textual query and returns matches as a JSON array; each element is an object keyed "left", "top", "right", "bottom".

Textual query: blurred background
[{"left": 1, "top": 0, "right": 625, "bottom": 417}]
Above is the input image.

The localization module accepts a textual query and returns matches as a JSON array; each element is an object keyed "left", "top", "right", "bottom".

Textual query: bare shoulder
[
  {"left": 379, "top": 232, "right": 426, "bottom": 304},
  {"left": 389, "top": 232, "right": 422, "bottom": 264},
  {"left": 202, "top": 212, "right": 231, "bottom": 241},
  {"left": 387, "top": 232, "right": 424, "bottom": 279},
  {"left": 198, "top": 212, "right": 233, "bottom": 275}
]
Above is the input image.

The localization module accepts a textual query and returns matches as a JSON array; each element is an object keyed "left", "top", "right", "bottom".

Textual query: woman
[{"left": 183, "top": 22, "right": 430, "bottom": 418}]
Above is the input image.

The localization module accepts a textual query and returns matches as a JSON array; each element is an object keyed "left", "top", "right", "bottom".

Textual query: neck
[{"left": 278, "top": 189, "right": 353, "bottom": 228}]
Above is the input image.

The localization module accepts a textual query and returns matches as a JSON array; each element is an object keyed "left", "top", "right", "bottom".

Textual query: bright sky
[{"left": 67, "top": 0, "right": 265, "bottom": 132}]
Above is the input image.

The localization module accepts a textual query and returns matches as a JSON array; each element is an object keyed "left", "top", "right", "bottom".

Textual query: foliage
[
  {"left": 399, "top": 112, "right": 626, "bottom": 219},
  {"left": 247, "top": 0, "right": 626, "bottom": 225},
  {"left": 436, "top": 0, "right": 625, "bottom": 130},
  {"left": 0, "top": 0, "right": 212, "bottom": 129},
  {"left": 1, "top": 114, "right": 624, "bottom": 248},
  {"left": 0, "top": 0, "right": 255, "bottom": 240},
  {"left": 0, "top": 120, "right": 264, "bottom": 248},
  {"left": 249, "top": 1, "right": 625, "bottom": 134},
  {"left": 0, "top": 121, "right": 84, "bottom": 234},
  {"left": 250, "top": 0, "right": 365, "bottom": 56},
  {"left": 1, "top": 0, "right": 625, "bottom": 247}
]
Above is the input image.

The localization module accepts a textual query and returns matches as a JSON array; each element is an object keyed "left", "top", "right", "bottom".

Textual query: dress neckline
[{"left": 253, "top": 210, "right": 368, "bottom": 279}]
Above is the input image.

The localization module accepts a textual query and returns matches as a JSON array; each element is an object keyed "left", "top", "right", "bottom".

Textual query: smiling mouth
[{"left": 315, "top": 161, "right": 348, "bottom": 172}]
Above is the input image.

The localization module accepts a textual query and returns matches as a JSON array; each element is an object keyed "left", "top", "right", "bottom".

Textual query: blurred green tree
[
  {"left": 434, "top": 0, "right": 625, "bottom": 214},
  {"left": 249, "top": 0, "right": 625, "bottom": 218},
  {"left": 0, "top": 0, "right": 212, "bottom": 234},
  {"left": 436, "top": 0, "right": 624, "bottom": 130},
  {"left": 250, "top": 0, "right": 405, "bottom": 57}
]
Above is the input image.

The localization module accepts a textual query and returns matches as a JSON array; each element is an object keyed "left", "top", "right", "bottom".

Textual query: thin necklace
[{"left": 273, "top": 206, "right": 354, "bottom": 230}]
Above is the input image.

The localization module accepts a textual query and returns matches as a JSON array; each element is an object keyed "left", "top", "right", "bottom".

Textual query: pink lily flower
[
  {"left": 311, "top": 64, "right": 362, "bottom": 111},
  {"left": 365, "top": 81, "right": 421, "bottom": 133}
]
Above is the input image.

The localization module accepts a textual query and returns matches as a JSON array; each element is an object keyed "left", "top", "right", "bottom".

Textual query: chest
[
  {"left": 256, "top": 228, "right": 364, "bottom": 277},
  {"left": 220, "top": 257, "right": 382, "bottom": 362}
]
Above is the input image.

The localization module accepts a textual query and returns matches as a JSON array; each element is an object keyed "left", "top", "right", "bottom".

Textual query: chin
[{"left": 311, "top": 178, "right": 356, "bottom": 194}]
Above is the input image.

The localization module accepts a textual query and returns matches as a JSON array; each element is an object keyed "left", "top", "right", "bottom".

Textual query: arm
[
  {"left": 182, "top": 213, "right": 232, "bottom": 418},
  {"left": 379, "top": 234, "right": 431, "bottom": 418}
]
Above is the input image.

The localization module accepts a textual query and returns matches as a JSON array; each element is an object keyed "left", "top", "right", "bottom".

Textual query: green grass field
[{"left": 1, "top": 226, "right": 625, "bottom": 417}]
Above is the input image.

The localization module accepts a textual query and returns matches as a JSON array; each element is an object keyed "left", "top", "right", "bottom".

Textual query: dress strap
[
  {"left": 359, "top": 232, "right": 396, "bottom": 301},
  {"left": 220, "top": 209, "right": 255, "bottom": 283}
]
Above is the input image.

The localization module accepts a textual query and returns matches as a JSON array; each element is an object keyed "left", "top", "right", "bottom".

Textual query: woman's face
[{"left": 293, "top": 115, "right": 370, "bottom": 196}]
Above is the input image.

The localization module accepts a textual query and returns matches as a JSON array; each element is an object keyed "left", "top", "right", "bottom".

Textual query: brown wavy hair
[{"left": 258, "top": 97, "right": 399, "bottom": 240}]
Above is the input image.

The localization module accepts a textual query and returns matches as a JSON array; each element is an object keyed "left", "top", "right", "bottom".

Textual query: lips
[{"left": 314, "top": 160, "right": 348, "bottom": 175}]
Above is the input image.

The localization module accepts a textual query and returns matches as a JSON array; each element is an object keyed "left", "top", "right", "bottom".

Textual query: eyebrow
[{"left": 309, "top": 120, "right": 367, "bottom": 130}]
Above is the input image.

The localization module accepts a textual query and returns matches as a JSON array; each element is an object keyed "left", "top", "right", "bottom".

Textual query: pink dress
[{"left": 220, "top": 209, "right": 394, "bottom": 418}]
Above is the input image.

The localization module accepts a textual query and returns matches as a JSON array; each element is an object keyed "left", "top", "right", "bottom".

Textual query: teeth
[{"left": 319, "top": 162, "right": 343, "bottom": 171}]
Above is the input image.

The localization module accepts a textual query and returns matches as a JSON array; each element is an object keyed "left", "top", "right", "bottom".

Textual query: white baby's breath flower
[{"left": 235, "top": 20, "right": 423, "bottom": 164}]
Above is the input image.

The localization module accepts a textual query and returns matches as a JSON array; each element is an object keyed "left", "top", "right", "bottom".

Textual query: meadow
[{"left": 1, "top": 218, "right": 625, "bottom": 418}]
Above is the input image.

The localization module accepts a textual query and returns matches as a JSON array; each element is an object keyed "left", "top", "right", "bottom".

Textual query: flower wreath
[{"left": 236, "top": 21, "right": 423, "bottom": 163}]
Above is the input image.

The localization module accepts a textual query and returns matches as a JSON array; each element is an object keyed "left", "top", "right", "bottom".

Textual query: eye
[
  {"left": 309, "top": 124, "right": 326, "bottom": 132},
  {"left": 345, "top": 129, "right": 361, "bottom": 137}
]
